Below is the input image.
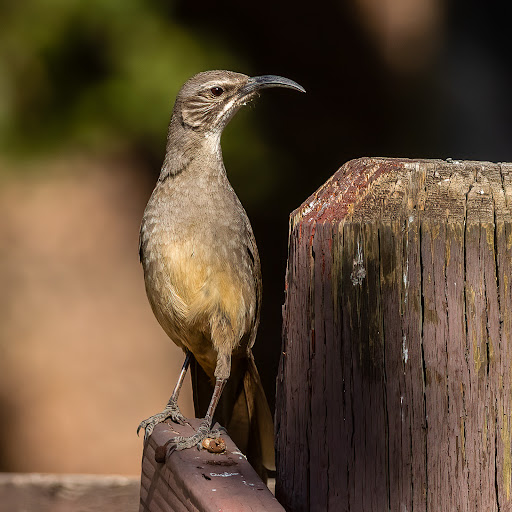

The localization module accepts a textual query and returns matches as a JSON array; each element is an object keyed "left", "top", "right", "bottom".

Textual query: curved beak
[{"left": 240, "top": 75, "right": 306, "bottom": 97}]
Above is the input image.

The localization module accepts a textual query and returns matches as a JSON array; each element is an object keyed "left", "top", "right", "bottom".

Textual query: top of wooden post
[
  {"left": 278, "top": 156, "right": 512, "bottom": 511},
  {"left": 291, "top": 157, "right": 512, "bottom": 226}
]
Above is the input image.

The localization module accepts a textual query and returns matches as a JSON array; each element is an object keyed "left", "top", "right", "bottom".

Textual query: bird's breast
[{"left": 141, "top": 222, "right": 257, "bottom": 358}]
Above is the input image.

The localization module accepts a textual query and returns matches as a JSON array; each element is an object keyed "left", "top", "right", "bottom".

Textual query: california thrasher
[{"left": 137, "top": 70, "right": 305, "bottom": 476}]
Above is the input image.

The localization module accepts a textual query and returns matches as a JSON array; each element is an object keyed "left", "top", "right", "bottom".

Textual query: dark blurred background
[{"left": 1, "top": 0, "right": 511, "bottom": 475}]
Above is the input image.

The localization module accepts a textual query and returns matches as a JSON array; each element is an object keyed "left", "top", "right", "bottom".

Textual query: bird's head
[{"left": 173, "top": 70, "right": 305, "bottom": 133}]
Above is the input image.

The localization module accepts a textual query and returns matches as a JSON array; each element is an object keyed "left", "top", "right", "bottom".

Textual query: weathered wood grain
[
  {"left": 139, "top": 420, "right": 284, "bottom": 512},
  {"left": 276, "top": 157, "right": 512, "bottom": 511}
]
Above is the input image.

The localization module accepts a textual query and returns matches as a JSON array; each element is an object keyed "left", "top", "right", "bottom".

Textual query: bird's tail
[
  {"left": 191, "top": 353, "right": 275, "bottom": 478},
  {"left": 241, "top": 353, "right": 275, "bottom": 471}
]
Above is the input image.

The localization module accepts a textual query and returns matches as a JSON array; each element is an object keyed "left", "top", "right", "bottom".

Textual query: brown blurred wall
[{"left": 0, "top": 154, "right": 193, "bottom": 475}]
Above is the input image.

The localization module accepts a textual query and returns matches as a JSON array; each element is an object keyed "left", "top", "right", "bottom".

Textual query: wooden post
[
  {"left": 139, "top": 420, "right": 284, "bottom": 511},
  {"left": 275, "top": 157, "right": 512, "bottom": 512}
]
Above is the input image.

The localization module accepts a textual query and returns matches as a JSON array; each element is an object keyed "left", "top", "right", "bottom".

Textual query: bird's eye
[{"left": 210, "top": 87, "right": 224, "bottom": 97}]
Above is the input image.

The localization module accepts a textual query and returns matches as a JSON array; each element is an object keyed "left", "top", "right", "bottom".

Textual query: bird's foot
[
  {"left": 171, "top": 421, "right": 225, "bottom": 451},
  {"left": 137, "top": 402, "right": 188, "bottom": 440}
]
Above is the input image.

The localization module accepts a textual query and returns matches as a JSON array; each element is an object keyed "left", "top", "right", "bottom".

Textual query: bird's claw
[
  {"left": 172, "top": 422, "right": 223, "bottom": 451},
  {"left": 173, "top": 413, "right": 188, "bottom": 426},
  {"left": 137, "top": 403, "right": 189, "bottom": 440},
  {"left": 137, "top": 418, "right": 158, "bottom": 441}
]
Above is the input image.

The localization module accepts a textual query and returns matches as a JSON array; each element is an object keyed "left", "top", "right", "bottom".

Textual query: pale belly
[{"left": 142, "top": 239, "right": 256, "bottom": 376}]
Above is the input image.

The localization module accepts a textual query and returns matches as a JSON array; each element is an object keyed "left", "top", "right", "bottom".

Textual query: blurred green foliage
[{"left": 0, "top": 0, "right": 278, "bottom": 202}]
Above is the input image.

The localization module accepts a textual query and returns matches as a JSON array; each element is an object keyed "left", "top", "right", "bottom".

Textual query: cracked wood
[{"left": 276, "top": 157, "right": 512, "bottom": 512}]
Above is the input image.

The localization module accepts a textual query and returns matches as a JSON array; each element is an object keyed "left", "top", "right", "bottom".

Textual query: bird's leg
[
  {"left": 170, "top": 353, "right": 230, "bottom": 451},
  {"left": 170, "top": 377, "right": 227, "bottom": 450},
  {"left": 137, "top": 350, "right": 192, "bottom": 440}
]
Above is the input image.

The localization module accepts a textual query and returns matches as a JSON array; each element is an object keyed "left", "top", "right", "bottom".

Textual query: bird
[{"left": 137, "top": 70, "right": 305, "bottom": 478}]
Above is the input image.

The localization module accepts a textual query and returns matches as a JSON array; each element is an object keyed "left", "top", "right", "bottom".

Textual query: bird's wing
[{"left": 244, "top": 220, "right": 261, "bottom": 351}]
